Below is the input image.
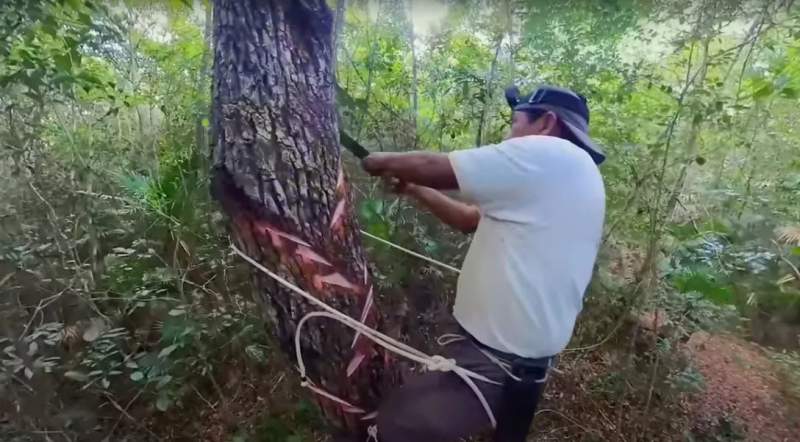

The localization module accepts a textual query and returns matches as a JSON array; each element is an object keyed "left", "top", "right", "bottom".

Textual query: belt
[{"left": 460, "top": 327, "right": 556, "bottom": 369}]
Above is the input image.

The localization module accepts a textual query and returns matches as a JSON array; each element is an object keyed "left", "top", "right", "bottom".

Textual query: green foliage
[
  {"left": 667, "top": 365, "right": 706, "bottom": 393},
  {"left": 0, "top": 0, "right": 122, "bottom": 102},
  {"left": 765, "top": 347, "right": 800, "bottom": 403},
  {"left": 2, "top": 0, "right": 800, "bottom": 439},
  {"left": 686, "top": 415, "right": 746, "bottom": 442}
]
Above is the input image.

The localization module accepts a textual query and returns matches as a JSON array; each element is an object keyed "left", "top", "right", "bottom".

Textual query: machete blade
[{"left": 339, "top": 130, "right": 371, "bottom": 159}]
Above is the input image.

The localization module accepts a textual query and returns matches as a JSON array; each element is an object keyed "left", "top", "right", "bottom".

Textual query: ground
[
  {"left": 131, "top": 332, "right": 800, "bottom": 442},
  {"left": 684, "top": 332, "right": 800, "bottom": 442}
]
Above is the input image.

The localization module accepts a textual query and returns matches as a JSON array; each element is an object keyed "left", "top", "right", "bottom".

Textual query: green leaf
[
  {"left": 64, "top": 371, "right": 88, "bottom": 381},
  {"left": 158, "top": 344, "right": 179, "bottom": 358},
  {"left": 156, "top": 394, "right": 171, "bottom": 411},
  {"left": 790, "top": 246, "right": 800, "bottom": 256},
  {"left": 780, "top": 87, "right": 799, "bottom": 99},
  {"left": 130, "top": 371, "right": 144, "bottom": 381},
  {"left": 54, "top": 54, "right": 72, "bottom": 71},
  {"left": 156, "top": 374, "right": 173, "bottom": 389},
  {"left": 201, "top": 118, "right": 209, "bottom": 127},
  {"left": 752, "top": 84, "right": 773, "bottom": 99},
  {"left": 77, "top": 12, "right": 92, "bottom": 26},
  {"left": 245, "top": 344, "right": 266, "bottom": 362}
]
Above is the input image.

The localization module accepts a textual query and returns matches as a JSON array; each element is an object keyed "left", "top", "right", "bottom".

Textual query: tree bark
[
  {"left": 476, "top": 1, "right": 512, "bottom": 147},
  {"left": 210, "top": 0, "right": 398, "bottom": 437},
  {"left": 407, "top": 0, "right": 419, "bottom": 147},
  {"left": 664, "top": 10, "right": 720, "bottom": 220},
  {"left": 475, "top": 34, "right": 502, "bottom": 147},
  {"left": 356, "top": 2, "right": 381, "bottom": 141},
  {"left": 333, "top": 0, "right": 346, "bottom": 56}
]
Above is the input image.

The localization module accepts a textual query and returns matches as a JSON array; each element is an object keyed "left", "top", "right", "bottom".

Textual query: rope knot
[
  {"left": 366, "top": 425, "right": 379, "bottom": 442},
  {"left": 427, "top": 355, "right": 457, "bottom": 372}
]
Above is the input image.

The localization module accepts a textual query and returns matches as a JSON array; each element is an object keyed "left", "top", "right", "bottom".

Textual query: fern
[{"left": 775, "top": 226, "right": 800, "bottom": 246}]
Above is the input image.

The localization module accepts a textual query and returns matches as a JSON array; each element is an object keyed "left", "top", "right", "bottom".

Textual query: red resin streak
[
  {"left": 252, "top": 220, "right": 311, "bottom": 247},
  {"left": 295, "top": 245, "right": 333, "bottom": 266}
]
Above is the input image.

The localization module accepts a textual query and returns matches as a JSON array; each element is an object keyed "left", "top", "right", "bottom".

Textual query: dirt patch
[{"left": 685, "top": 332, "right": 800, "bottom": 441}]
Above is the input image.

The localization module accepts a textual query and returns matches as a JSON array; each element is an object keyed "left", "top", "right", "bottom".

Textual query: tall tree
[
  {"left": 406, "top": 0, "right": 419, "bottom": 146},
  {"left": 210, "top": 0, "right": 398, "bottom": 438}
]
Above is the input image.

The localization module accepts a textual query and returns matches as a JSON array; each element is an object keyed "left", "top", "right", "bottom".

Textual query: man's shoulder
[
  {"left": 503, "top": 134, "right": 570, "bottom": 147},
  {"left": 498, "top": 135, "right": 595, "bottom": 168},
  {"left": 496, "top": 135, "right": 581, "bottom": 156}
]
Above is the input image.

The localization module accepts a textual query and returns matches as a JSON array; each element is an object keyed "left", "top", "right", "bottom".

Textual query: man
[{"left": 361, "top": 85, "right": 606, "bottom": 442}]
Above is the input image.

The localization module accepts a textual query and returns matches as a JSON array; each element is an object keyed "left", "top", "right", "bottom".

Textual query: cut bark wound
[{"left": 210, "top": 0, "right": 400, "bottom": 436}]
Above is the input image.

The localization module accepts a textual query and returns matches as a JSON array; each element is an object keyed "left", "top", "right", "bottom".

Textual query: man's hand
[
  {"left": 360, "top": 151, "right": 458, "bottom": 190},
  {"left": 375, "top": 169, "right": 479, "bottom": 234},
  {"left": 360, "top": 152, "right": 478, "bottom": 233},
  {"left": 382, "top": 176, "right": 416, "bottom": 195},
  {"left": 362, "top": 153, "right": 398, "bottom": 177}
]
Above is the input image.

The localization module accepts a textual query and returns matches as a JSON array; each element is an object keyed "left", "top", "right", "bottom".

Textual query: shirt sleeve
[{"left": 448, "top": 137, "right": 546, "bottom": 216}]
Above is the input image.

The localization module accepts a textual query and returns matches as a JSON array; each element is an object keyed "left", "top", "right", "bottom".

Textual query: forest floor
[
  {"left": 3, "top": 331, "right": 797, "bottom": 442},
  {"left": 4, "top": 334, "right": 794, "bottom": 440},
  {"left": 684, "top": 332, "right": 800, "bottom": 442},
  {"left": 130, "top": 331, "right": 800, "bottom": 442}
]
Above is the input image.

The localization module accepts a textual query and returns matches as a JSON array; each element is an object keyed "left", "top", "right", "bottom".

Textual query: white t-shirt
[{"left": 449, "top": 135, "right": 605, "bottom": 358}]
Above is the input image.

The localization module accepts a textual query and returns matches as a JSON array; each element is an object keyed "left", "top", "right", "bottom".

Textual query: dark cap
[{"left": 505, "top": 84, "right": 605, "bottom": 165}]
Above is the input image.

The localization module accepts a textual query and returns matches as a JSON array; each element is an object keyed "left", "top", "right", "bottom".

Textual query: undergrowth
[{"left": 2, "top": 1, "right": 800, "bottom": 441}]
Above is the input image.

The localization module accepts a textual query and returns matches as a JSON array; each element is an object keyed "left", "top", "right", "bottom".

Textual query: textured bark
[
  {"left": 666, "top": 24, "right": 713, "bottom": 220},
  {"left": 407, "top": 0, "right": 418, "bottom": 145},
  {"left": 475, "top": 36, "right": 502, "bottom": 147},
  {"left": 210, "top": 0, "right": 398, "bottom": 436},
  {"left": 332, "top": 0, "right": 346, "bottom": 55}
]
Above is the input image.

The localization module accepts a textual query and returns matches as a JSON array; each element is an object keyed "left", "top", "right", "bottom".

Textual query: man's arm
[
  {"left": 404, "top": 184, "right": 480, "bottom": 234},
  {"left": 362, "top": 152, "right": 458, "bottom": 190}
]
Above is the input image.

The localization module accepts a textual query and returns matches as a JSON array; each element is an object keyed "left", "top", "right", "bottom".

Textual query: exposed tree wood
[{"left": 210, "top": 0, "right": 399, "bottom": 437}]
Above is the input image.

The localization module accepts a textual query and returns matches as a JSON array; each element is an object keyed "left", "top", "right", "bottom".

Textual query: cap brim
[
  {"left": 561, "top": 119, "right": 605, "bottom": 165},
  {"left": 512, "top": 97, "right": 606, "bottom": 165}
]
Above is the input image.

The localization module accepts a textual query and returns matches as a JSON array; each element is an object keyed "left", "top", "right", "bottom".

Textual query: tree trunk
[
  {"left": 210, "top": 0, "right": 399, "bottom": 437},
  {"left": 664, "top": 31, "right": 712, "bottom": 220},
  {"left": 356, "top": 2, "right": 381, "bottom": 141},
  {"left": 194, "top": 2, "right": 213, "bottom": 160},
  {"left": 476, "top": 1, "right": 512, "bottom": 147},
  {"left": 333, "top": 0, "right": 346, "bottom": 56},
  {"left": 407, "top": 0, "right": 418, "bottom": 147},
  {"left": 475, "top": 35, "right": 502, "bottom": 147}
]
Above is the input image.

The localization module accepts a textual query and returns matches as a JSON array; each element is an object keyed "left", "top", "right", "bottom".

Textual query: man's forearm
[
  {"left": 364, "top": 152, "right": 458, "bottom": 190},
  {"left": 407, "top": 185, "right": 480, "bottom": 234}
]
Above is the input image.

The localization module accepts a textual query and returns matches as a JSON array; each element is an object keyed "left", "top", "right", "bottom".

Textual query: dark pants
[{"left": 376, "top": 330, "right": 552, "bottom": 442}]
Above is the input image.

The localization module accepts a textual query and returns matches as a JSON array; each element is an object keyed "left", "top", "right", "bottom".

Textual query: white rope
[
  {"left": 360, "top": 230, "right": 461, "bottom": 274},
  {"left": 230, "top": 244, "right": 499, "bottom": 428},
  {"left": 438, "top": 334, "right": 521, "bottom": 382},
  {"left": 366, "top": 425, "right": 379, "bottom": 442}
]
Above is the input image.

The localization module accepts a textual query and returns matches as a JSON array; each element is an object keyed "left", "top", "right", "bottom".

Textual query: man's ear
[{"left": 541, "top": 111, "right": 560, "bottom": 136}]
